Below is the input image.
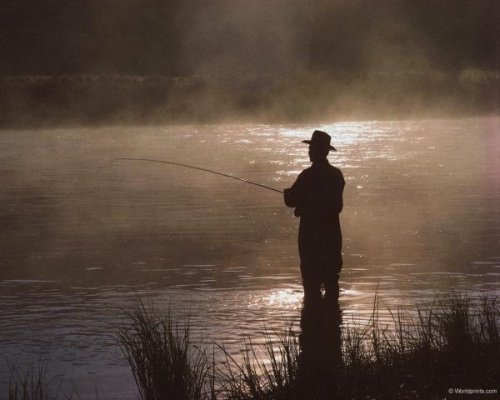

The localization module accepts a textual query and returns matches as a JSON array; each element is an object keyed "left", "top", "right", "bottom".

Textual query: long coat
[{"left": 284, "top": 160, "right": 345, "bottom": 278}]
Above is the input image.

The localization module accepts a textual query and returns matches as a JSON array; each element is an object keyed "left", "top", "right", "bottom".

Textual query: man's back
[{"left": 287, "top": 160, "right": 344, "bottom": 223}]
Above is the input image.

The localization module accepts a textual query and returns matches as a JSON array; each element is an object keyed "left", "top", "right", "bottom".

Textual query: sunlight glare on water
[
  {"left": 0, "top": 117, "right": 499, "bottom": 398},
  {"left": 264, "top": 289, "right": 303, "bottom": 307}
]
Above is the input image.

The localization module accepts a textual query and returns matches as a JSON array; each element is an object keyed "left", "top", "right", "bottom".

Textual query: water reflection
[
  {"left": 298, "top": 294, "right": 342, "bottom": 399},
  {"left": 0, "top": 118, "right": 499, "bottom": 398}
]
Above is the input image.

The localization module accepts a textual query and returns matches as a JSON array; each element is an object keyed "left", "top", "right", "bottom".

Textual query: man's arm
[
  {"left": 284, "top": 188, "right": 298, "bottom": 207},
  {"left": 284, "top": 172, "right": 306, "bottom": 216},
  {"left": 332, "top": 171, "right": 345, "bottom": 214}
]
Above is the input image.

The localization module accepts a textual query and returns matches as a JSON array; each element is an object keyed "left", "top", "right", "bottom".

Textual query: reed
[
  {"left": 216, "top": 329, "right": 300, "bottom": 400},
  {"left": 11, "top": 293, "right": 493, "bottom": 399},
  {"left": 337, "top": 293, "right": 499, "bottom": 399},
  {"left": 213, "top": 293, "right": 499, "bottom": 399},
  {"left": 116, "top": 299, "right": 213, "bottom": 400},
  {"left": 8, "top": 362, "right": 49, "bottom": 400}
]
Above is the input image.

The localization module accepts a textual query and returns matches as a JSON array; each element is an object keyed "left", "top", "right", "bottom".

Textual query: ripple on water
[{"left": 1, "top": 118, "right": 499, "bottom": 398}]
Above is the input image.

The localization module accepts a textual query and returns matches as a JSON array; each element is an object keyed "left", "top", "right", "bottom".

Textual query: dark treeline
[
  {"left": 0, "top": 0, "right": 498, "bottom": 126},
  {"left": 1, "top": 0, "right": 497, "bottom": 76},
  {"left": 1, "top": 0, "right": 186, "bottom": 76},
  {"left": 298, "top": 0, "right": 498, "bottom": 74}
]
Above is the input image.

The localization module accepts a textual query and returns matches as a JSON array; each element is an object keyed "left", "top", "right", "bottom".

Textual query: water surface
[{"left": 1, "top": 118, "right": 499, "bottom": 397}]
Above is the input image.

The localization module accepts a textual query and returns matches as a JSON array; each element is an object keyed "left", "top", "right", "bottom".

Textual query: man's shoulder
[
  {"left": 299, "top": 163, "right": 344, "bottom": 181},
  {"left": 326, "top": 164, "right": 345, "bottom": 183},
  {"left": 300, "top": 165, "right": 314, "bottom": 174},
  {"left": 296, "top": 165, "right": 314, "bottom": 179},
  {"left": 327, "top": 164, "right": 343, "bottom": 173},
  {"left": 320, "top": 163, "right": 343, "bottom": 175}
]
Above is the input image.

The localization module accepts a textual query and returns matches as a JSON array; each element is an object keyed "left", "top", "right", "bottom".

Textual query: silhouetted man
[{"left": 284, "top": 130, "right": 345, "bottom": 305}]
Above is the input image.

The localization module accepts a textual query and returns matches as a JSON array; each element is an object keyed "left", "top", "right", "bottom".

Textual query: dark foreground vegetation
[{"left": 8, "top": 293, "right": 499, "bottom": 400}]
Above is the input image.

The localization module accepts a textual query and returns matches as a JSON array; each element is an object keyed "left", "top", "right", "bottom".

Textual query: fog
[
  {"left": 1, "top": 5, "right": 498, "bottom": 396},
  {"left": 0, "top": 0, "right": 498, "bottom": 126},
  {"left": 2, "top": 119, "right": 498, "bottom": 288}
]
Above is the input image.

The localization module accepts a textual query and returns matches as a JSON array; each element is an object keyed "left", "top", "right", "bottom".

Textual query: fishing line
[{"left": 114, "top": 157, "right": 284, "bottom": 194}]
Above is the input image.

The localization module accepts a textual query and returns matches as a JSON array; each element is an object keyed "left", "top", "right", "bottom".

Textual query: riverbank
[
  {"left": 1, "top": 72, "right": 498, "bottom": 129},
  {"left": 8, "top": 293, "right": 499, "bottom": 399}
]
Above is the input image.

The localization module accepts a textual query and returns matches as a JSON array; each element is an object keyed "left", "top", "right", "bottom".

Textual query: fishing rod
[{"left": 114, "top": 157, "right": 284, "bottom": 194}]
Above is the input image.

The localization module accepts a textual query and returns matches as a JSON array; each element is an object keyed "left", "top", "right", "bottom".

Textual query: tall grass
[
  {"left": 338, "top": 293, "right": 499, "bottom": 399},
  {"left": 8, "top": 362, "right": 49, "bottom": 400},
  {"left": 115, "top": 293, "right": 499, "bottom": 399},
  {"left": 116, "top": 300, "right": 213, "bottom": 400},
  {"left": 7, "top": 293, "right": 496, "bottom": 399},
  {"left": 215, "top": 293, "right": 499, "bottom": 399},
  {"left": 216, "top": 329, "right": 300, "bottom": 400}
]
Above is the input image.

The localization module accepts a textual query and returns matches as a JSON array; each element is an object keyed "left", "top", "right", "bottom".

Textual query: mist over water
[
  {"left": 1, "top": 1, "right": 499, "bottom": 396},
  {"left": 1, "top": 117, "right": 499, "bottom": 397},
  {"left": 1, "top": 0, "right": 498, "bottom": 127}
]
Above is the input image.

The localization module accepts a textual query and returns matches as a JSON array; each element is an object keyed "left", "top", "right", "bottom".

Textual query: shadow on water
[
  {"left": 2, "top": 119, "right": 500, "bottom": 398},
  {"left": 297, "top": 293, "right": 342, "bottom": 400}
]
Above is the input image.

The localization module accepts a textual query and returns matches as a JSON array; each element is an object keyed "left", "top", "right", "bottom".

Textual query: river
[{"left": 1, "top": 117, "right": 499, "bottom": 398}]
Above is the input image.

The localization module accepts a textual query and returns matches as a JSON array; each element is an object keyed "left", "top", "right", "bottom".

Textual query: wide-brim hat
[{"left": 302, "top": 130, "right": 337, "bottom": 151}]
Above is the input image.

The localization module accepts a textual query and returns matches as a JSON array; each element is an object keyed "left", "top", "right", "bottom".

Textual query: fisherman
[{"left": 284, "top": 130, "right": 345, "bottom": 305}]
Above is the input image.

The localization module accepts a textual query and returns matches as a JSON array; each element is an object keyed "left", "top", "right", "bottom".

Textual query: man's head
[{"left": 302, "top": 130, "right": 336, "bottom": 163}]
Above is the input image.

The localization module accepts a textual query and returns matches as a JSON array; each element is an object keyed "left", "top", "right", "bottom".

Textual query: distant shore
[{"left": 1, "top": 72, "right": 498, "bottom": 129}]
